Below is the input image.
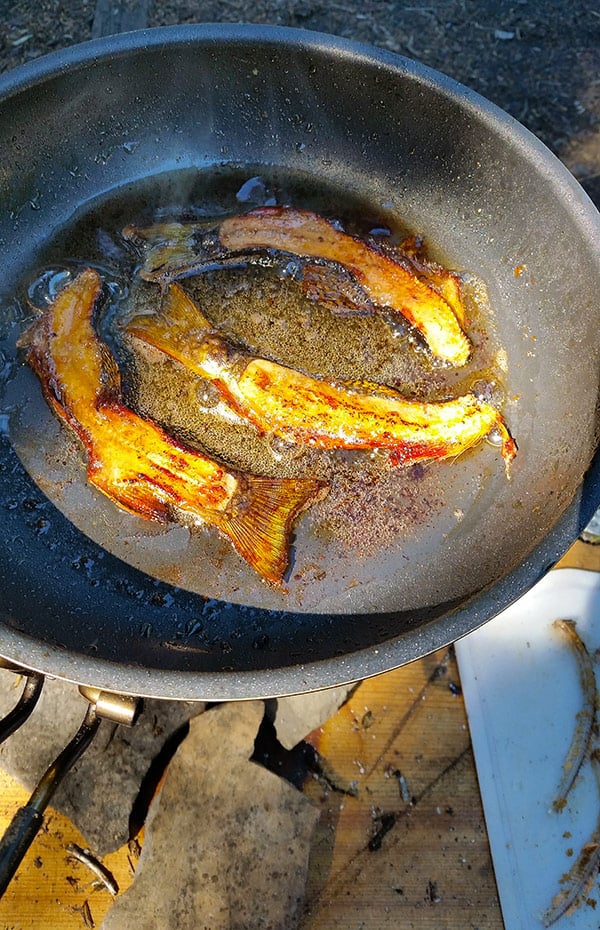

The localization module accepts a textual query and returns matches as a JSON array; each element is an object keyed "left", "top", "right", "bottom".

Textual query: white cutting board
[{"left": 456, "top": 568, "right": 600, "bottom": 930}]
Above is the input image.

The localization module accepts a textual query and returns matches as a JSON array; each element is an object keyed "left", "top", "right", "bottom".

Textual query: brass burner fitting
[{"left": 78, "top": 687, "right": 140, "bottom": 727}]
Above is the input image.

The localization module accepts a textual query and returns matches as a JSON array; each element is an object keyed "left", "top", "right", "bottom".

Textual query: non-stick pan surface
[{"left": 0, "top": 25, "right": 598, "bottom": 699}]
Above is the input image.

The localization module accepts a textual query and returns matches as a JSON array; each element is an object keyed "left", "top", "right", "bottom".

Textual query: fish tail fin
[
  {"left": 162, "top": 284, "right": 212, "bottom": 330},
  {"left": 218, "top": 475, "right": 327, "bottom": 586},
  {"left": 127, "top": 284, "right": 212, "bottom": 358}
]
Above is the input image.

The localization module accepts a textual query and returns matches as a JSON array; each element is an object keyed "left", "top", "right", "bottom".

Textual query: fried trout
[
  {"left": 127, "top": 284, "right": 516, "bottom": 470},
  {"left": 19, "top": 268, "right": 325, "bottom": 585},
  {"left": 124, "top": 206, "right": 472, "bottom": 366}
]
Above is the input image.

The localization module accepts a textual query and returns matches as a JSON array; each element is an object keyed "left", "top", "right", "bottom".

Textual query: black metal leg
[
  {"left": 0, "top": 673, "right": 44, "bottom": 746},
  {"left": 0, "top": 704, "right": 101, "bottom": 897}
]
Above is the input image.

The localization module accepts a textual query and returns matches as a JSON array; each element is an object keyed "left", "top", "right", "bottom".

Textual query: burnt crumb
[
  {"left": 361, "top": 709, "right": 374, "bottom": 729},
  {"left": 149, "top": 591, "right": 174, "bottom": 608},
  {"left": 426, "top": 879, "right": 441, "bottom": 904},
  {"left": 21, "top": 496, "right": 44, "bottom": 511},
  {"left": 448, "top": 681, "right": 462, "bottom": 696},
  {"left": 368, "top": 812, "right": 397, "bottom": 851},
  {"left": 385, "top": 766, "right": 411, "bottom": 803},
  {"left": 33, "top": 516, "right": 51, "bottom": 535},
  {"left": 34, "top": 855, "right": 42, "bottom": 868},
  {"left": 431, "top": 664, "right": 447, "bottom": 680}
]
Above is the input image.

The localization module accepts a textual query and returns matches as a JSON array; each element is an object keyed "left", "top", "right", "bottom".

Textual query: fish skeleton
[
  {"left": 19, "top": 268, "right": 325, "bottom": 586},
  {"left": 127, "top": 284, "right": 516, "bottom": 470},
  {"left": 124, "top": 206, "right": 472, "bottom": 366}
]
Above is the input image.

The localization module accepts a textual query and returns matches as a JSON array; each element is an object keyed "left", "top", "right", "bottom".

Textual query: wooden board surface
[{"left": 301, "top": 648, "right": 503, "bottom": 929}]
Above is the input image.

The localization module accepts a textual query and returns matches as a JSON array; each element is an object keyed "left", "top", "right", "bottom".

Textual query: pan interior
[{"left": 3, "top": 163, "right": 517, "bottom": 615}]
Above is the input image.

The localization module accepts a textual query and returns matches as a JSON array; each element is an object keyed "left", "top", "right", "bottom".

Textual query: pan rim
[
  {"left": 1, "top": 464, "right": 598, "bottom": 700},
  {"left": 0, "top": 23, "right": 599, "bottom": 699}
]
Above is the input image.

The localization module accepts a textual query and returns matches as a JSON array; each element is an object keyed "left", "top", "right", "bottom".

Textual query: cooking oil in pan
[{"left": 2, "top": 165, "right": 510, "bottom": 611}]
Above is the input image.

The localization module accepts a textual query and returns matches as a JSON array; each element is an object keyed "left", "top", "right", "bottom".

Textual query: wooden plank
[
  {"left": 300, "top": 649, "right": 505, "bottom": 929},
  {"left": 92, "top": 0, "right": 149, "bottom": 39},
  {"left": 556, "top": 538, "right": 600, "bottom": 572}
]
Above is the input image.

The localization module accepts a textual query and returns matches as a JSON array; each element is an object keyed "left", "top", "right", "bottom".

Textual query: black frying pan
[{"left": 0, "top": 24, "right": 598, "bottom": 700}]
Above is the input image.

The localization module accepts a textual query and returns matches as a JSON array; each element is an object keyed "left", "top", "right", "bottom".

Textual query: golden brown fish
[
  {"left": 19, "top": 268, "right": 325, "bottom": 586},
  {"left": 217, "top": 207, "right": 472, "bottom": 365},
  {"left": 124, "top": 206, "right": 472, "bottom": 365},
  {"left": 127, "top": 284, "right": 516, "bottom": 470}
]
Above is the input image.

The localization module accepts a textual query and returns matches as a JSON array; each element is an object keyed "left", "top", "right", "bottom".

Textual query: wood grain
[
  {"left": 300, "top": 648, "right": 504, "bottom": 930},
  {"left": 0, "top": 775, "right": 137, "bottom": 929}
]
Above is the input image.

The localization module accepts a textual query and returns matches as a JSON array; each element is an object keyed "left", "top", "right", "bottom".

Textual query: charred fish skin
[
  {"left": 124, "top": 206, "right": 472, "bottom": 366},
  {"left": 126, "top": 284, "right": 516, "bottom": 471},
  {"left": 19, "top": 268, "right": 325, "bottom": 587}
]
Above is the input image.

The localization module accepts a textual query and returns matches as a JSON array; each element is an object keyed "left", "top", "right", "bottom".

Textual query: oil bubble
[
  {"left": 470, "top": 378, "right": 503, "bottom": 406},
  {"left": 486, "top": 427, "right": 504, "bottom": 448},
  {"left": 280, "top": 259, "right": 303, "bottom": 279},
  {"left": 196, "top": 381, "right": 221, "bottom": 409},
  {"left": 27, "top": 269, "right": 72, "bottom": 309},
  {"left": 267, "top": 433, "right": 303, "bottom": 462}
]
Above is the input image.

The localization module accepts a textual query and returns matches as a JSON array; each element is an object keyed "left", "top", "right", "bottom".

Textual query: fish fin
[
  {"left": 123, "top": 223, "right": 198, "bottom": 278},
  {"left": 127, "top": 284, "right": 212, "bottom": 354},
  {"left": 388, "top": 247, "right": 467, "bottom": 327},
  {"left": 218, "top": 475, "right": 327, "bottom": 586},
  {"left": 123, "top": 222, "right": 226, "bottom": 280},
  {"left": 300, "top": 262, "right": 374, "bottom": 316},
  {"left": 414, "top": 263, "right": 466, "bottom": 327},
  {"left": 97, "top": 342, "right": 123, "bottom": 405},
  {"left": 162, "top": 284, "right": 212, "bottom": 330},
  {"left": 122, "top": 222, "right": 195, "bottom": 245}
]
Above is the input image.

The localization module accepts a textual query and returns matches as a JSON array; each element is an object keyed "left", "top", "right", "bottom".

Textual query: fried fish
[
  {"left": 124, "top": 206, "right": 472, "bottom": 365},
  {"left": 19, "top": 268, "right": 325, "bottom": 585},
  {"left": 127, "top": 284, "right": 516, "bottom": 470}
]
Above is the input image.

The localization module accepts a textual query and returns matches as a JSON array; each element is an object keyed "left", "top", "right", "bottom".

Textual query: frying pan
[{"left": 0, "top": 24, "right": 598, "bottom": 702}]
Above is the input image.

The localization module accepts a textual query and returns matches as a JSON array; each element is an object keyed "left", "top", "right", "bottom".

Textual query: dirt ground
[{"left": 0, "top": 0, "right": 599, "bottom": 206}]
